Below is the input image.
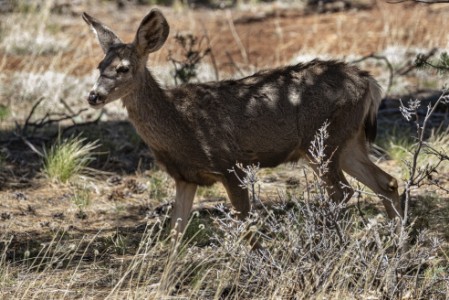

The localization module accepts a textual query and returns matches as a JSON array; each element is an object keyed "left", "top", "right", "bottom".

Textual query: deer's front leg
[{"left": 170, "top": 180, "right": 198, "bottom": 233}]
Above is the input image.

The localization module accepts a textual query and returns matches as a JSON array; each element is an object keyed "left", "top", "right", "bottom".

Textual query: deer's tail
[{"left": 363, "top": 76, "right": 383, "bottom": 144}]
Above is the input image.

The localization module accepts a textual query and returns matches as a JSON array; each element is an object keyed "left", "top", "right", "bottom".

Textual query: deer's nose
[{"left": 87, "top": 91, "right": 99, "bottom": 104}]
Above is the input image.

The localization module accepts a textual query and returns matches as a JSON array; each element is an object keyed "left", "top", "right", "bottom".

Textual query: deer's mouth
[
  {"left": 87, "top": 91, "right": 106, "bottom": 108},
  {"left": 89, "top": 102, "right": 105, "bottom": 109}
]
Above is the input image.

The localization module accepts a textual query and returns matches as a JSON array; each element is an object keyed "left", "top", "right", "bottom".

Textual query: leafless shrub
[
  {"left": 399, "top": 92, "right": 449, "bottom": 229},
  {"left": 199, "top": 121, "right": 448, "bottom": 299},
  {"left": 168, "top": 33, "right": 212, "bottom": 85}
]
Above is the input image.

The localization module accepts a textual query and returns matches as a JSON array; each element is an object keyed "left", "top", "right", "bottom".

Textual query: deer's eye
[{"left": 116, "top": 66, "right": 129, "bottom": 73}]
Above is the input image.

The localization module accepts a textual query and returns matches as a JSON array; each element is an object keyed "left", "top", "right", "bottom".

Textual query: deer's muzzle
[{"left": 87, "top": 91, "right": 105, "bottom": 107}]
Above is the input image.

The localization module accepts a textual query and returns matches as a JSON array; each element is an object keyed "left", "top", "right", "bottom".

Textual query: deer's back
[{"left": 146, "top": 60, "right": 372, "bottom": 185}]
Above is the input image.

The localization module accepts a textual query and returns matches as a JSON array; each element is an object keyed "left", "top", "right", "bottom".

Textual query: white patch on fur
[{"left": 288, "top": 89, "right": 301, "bottom": 105}]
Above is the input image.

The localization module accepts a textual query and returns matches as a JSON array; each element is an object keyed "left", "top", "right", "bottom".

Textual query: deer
[{"left": 82, "top": 9, "right": 404, "bottom": 235}]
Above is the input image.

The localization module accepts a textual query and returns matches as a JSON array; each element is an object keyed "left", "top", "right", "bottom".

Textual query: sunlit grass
[
  {"left": 5, "top": 71, "right": 94, "bottom": 105},
  {"left": 380, "top": 129, "right": 449, "bottom": 176},
  {"left": 43, "top": 136, "right": 99, "bottom": 183},
  {"left": 0, "top": 1, "right": 69, "bottom": 56}
]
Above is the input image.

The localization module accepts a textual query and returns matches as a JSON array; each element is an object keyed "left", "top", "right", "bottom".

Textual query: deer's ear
[
  {"left": 82, "top": 12, "right": 122, "bottom": 54},
  {"left": 133, "top": 9, "right": 169, "bottom": 56}
]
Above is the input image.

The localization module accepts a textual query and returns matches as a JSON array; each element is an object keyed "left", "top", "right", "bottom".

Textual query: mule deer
[{"left": 82, "top": 9, "right": 403, "bottom": 233}]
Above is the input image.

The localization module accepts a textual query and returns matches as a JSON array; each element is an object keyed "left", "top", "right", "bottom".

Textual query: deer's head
[{"left": 82, "top": 9, "right": 169, "bottom": 108}]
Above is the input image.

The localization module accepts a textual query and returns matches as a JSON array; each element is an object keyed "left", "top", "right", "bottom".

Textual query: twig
[
  {"left": 31, "top": 108, "right": 87, "bottom": 131},
  {"left": 399, "top": 91, "right": 449, "bottom": 249},
  {"left": 21, "top": 97, "right": 45, "bottom": 135},
  {"left": 199, "top": 22, "right": 220, "bottom": 81},
  {"left": 226, "top": 10, "right": 249, "bottom": 67},
  {"left": 20, "top": 136, "right": 44, "bottom": 157},
  {"left": 19, "top": 97, "right": 88, "bottom": 137},
  {"left": 60, "top": 109, "right": 105, "bottom": 137},
  {"left": 418, "top": 59, "right": 449, "bottom": 72},
  {"left": 396, "top": 48, "right": 437, "bottom": 76},
  {"left": 60, "top": 98, "right": 76, "bottom": 115},
  {"left": 225, "top": 51, "right": 245, "bottom": 77}
]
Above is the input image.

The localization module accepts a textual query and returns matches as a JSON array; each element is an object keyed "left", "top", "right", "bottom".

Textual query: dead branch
[
  {"left": 20, "top": 97, "right": 45, "bottom": 135},
  {"left": 9, "top": 97, "right": 102, "bottom": 156},
  {"left": 60, "top": 109, "right": 105, "bottom": 137},
  {"left": 19, "top": 98, "right": 87, "bottom": 136}
]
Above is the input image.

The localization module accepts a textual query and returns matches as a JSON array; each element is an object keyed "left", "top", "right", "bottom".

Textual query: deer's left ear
[
  {"left": 133, "top": 9, "right": 170, "bottom": 57},
  {"left": 82, "top": 12, "right": 122, "bottom": 54}
]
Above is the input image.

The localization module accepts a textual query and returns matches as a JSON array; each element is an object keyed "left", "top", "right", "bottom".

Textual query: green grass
[
  {"left": 72, "top": 186, "right": 92, "bottom": 219},
  {"left": 377, "top": 126, "right": 414, "bottom": 159},
  {"left": 148, "top": 170, "right": 172, "bottom": 201},
  {"left": 183, "top": 211, "right": 217, "bottom": 246},
  {"left": 424, "top": 130, "right": 449, "bottom": 172},
  {"left": 43, "top": 136, "right": 99, "bottom": 183},
  {"left": 197, "top": 185, "right": 224, "bottom": 199},
  {"left": 378, "top": 127, "right": 449, "bottom": 176},
  {"left": 0, "top": 105, "right": 9, "bottom": 122}
]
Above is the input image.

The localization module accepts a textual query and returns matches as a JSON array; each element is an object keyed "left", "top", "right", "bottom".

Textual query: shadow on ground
[{"left": 0, "top": 120, "right": 155, "bottom": 190}]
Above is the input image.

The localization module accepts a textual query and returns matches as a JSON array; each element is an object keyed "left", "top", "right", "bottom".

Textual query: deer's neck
[
  {"left": 121, "top": 68, "right": 177, "bottom": 149},
  {"left": 123, "top": 68, "right": 167, "bottom": 117}
]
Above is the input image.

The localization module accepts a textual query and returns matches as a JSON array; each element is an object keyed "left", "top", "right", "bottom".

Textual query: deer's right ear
[
  {"left": 133, "top": 9, "right": 169, "bottom": 56},
  {"left": 82, "top": 12, "right": 122, "bottom": 54}
]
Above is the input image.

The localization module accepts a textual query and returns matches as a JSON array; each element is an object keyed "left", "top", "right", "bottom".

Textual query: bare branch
[
  {"left": 60, "top": 109, "right": 105, "bottom": 137},
  {"left": 18, "top": 97, "right": 89, "bottom": 137},
  {"left": 21, "top": 97, "right": 45, "bottom": 135}
]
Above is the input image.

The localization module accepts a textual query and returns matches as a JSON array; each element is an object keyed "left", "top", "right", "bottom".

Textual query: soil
[{"left": 1, "top": 1, "right": 448, "bottom": 265}]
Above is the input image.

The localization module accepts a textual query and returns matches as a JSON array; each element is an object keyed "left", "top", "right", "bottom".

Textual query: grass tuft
[
  {"left": 43, "top": 136, "right": 99, "bottom": 183},
  {"left": 381, "top": 129, "right": 449, "bottom": 176}
]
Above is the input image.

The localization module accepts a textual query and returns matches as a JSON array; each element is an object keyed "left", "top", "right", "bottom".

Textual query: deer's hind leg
[
  {"left": 223, "top": 171, "right": 262, "bottom": 248},
  {"left": 306, "top": 149, "right": 354, "bottom": 204},
  {"left": 340, "top": 131, "right": 403, "bottom": 219},
  {"left": 222, "top": 172, "right": 251, "bottom": 220}
]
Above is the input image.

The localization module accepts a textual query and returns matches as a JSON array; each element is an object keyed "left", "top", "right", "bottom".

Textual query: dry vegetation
[{"left": 0, "top": 0, "right": 449, "bottom": 299}]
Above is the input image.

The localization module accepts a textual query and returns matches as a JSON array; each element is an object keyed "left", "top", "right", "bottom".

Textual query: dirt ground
[{"left": 1, "top": 0, "right": 449, "bottom": 269}]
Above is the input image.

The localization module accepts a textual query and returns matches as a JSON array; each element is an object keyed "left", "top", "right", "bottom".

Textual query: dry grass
[{"left": 0, "top": 1, "right": 449, "bottom": 299}]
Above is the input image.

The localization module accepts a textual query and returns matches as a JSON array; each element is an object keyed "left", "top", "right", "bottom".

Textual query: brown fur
[{"left": 83, "top": 9, "right": 403, "bottom": 233}]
